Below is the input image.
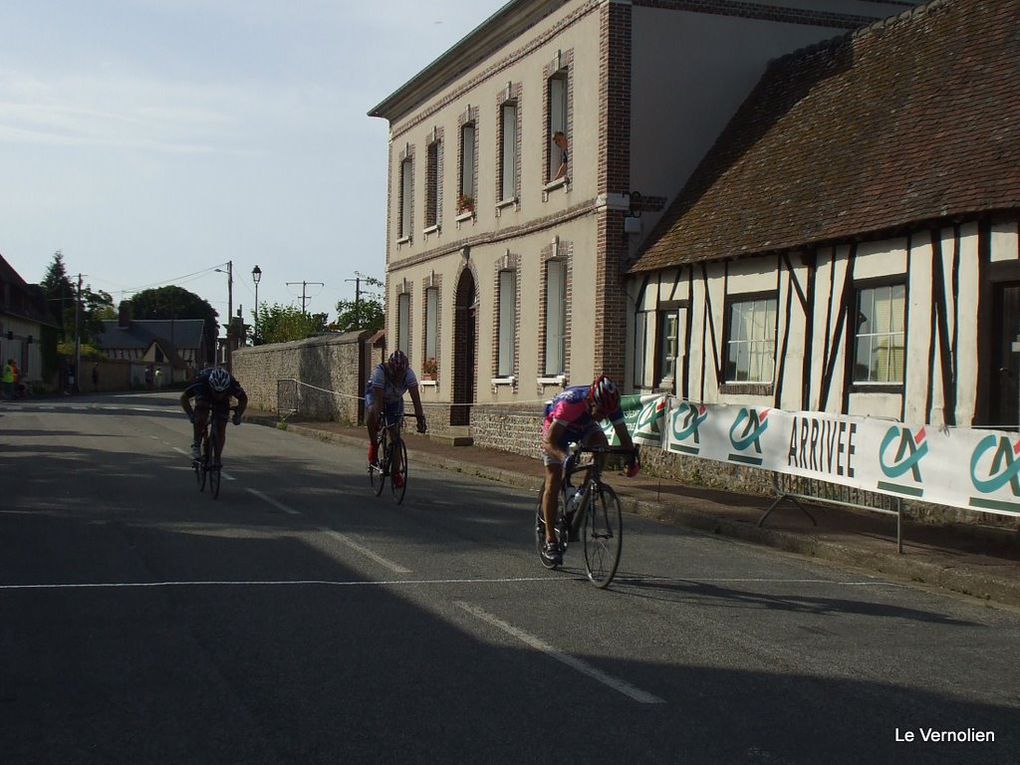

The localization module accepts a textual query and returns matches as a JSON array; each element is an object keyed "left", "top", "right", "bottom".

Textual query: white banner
[{"left": 663, "top": 401, "right": 1020, "bottom": 517}]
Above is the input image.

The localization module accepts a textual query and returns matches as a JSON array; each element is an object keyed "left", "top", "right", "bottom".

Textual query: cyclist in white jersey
[{"left": 365, "top": 351, "right": 427, "bottom": 486}]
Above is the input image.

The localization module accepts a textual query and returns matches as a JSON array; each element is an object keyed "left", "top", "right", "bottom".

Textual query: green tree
[
  {"left": 332, "top": 274, "right": 384, "bottom": 333},
  {"left": 256, "top": 303, "right": 328, "bottom": 344},
  {"left": 129, "top": 286, "right": 219, "bottom": 362},
  {"left": 81, "top": 286, "right": 114, "bottom": 344},
  {"left": 40, "top": 250, "right": 74, "bottom": 337}
]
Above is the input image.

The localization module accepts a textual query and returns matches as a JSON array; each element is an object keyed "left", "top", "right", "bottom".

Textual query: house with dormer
[
  {"left": 95, "top": 303, "right": 208, "bottom": 386},
  {"left": 369, "top": 0, "right": 919, "bottom": 444},
  {"left": 627, "top": 0, "right": 1020, "bottom": 429}
]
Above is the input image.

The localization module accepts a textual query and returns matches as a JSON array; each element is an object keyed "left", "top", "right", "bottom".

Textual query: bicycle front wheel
[
  {"left": 583, "top": 484, "right": 622, "bottom": 588},
  {"left": 390, "top": 439, "right": 408, "bottom": 504}
]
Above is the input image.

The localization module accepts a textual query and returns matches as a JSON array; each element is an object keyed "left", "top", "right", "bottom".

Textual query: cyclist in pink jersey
[{"left": 539, "top": 375, "right": 639, "bottom": 565}]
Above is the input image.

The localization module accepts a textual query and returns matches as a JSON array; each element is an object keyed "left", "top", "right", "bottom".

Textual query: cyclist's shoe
[
  {"left": 541, "top": 540, "right": 563, "bottom": 566},
  {"left": 368, "top": 443, "right": 379, "bottom": 466},
  {"left": 190, "top": 442, "right": 201, "bottom": 461},
  {"left": 392, "top": 472, "right": 405, "bottom": 489}
]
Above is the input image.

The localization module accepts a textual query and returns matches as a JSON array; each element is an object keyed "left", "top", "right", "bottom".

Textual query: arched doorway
[{"left": 452, "top": 267, "right": 477, "bottom": 426}]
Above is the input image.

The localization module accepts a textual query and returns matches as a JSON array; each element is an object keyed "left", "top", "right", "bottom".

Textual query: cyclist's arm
[
  {"left": 369, "top": 385, "right": 384, "bottom": 421},
  {"left": 408, "top": 384, "right": 425, "bottom": 420},
  {"left": 233, "top": 388, "right": 248, "bottom": 418},
  {"left": 180, "top": 390, "right": 195, "bottom": 418},
  {"left": 611, "top": 420, "right": 634, "bottom": 451}
]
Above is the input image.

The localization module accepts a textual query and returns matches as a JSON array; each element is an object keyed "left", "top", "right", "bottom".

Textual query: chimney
[{"left": 118, "top": 301, "right": 132, "bottom": 329}]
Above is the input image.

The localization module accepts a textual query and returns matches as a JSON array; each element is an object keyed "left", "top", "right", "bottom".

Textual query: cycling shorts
[{"left": 365, "top": 388, "right": 405, "bottom": 424}]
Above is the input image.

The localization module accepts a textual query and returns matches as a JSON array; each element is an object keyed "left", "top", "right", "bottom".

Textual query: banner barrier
[
  {"left": 603, "top": 394, "right": 668, "bottom": 447},
  {"left": 661, "top": 401, "right": 1020, "bottom": 518}
]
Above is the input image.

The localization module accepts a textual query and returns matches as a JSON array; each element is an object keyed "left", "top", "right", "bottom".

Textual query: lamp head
[{"left": 252, "top": 265, "right": 262, "bottom": 285}]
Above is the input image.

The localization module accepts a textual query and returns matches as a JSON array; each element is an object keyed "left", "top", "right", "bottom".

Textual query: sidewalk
[{"left": 245, "top": 410, "right": 1020, "bottom": 608}]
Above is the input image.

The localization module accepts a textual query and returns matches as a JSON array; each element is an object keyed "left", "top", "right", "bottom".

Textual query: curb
[{"left": 249, "top": 415, "right": 1020, "bottom": 608}]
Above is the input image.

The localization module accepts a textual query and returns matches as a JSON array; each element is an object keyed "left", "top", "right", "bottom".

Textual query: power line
[{"left": 286, "top": 281, "right": 324, "bottom": 315}]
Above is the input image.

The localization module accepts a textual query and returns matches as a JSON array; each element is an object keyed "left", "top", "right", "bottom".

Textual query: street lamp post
[{"left": 252, "top": 265, "right": 262, "bottom": 345}]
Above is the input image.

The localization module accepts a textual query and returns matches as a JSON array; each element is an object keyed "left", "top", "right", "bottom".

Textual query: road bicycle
[
  {"left": 193, "top": 407, "right": 238, "bottom": 500},
  {"left": 368, "top": 413, "right": 416, "bottom": 504},
  {"left": 535, "top": 444, "right": 636, "bottom": 588}
]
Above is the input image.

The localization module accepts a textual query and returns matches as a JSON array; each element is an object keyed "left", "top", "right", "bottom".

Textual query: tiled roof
[
  {"left": 96, "top": 319, "right": 206, "bottom": 352},
  {"left": 0, "top": 253, "right": 60, "bottom": 327},
  {"left": 630, "top": 0, "right": 1020, "bottom": 273}
]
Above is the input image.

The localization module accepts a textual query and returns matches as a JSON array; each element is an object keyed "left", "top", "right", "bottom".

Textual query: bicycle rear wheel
[
  {"left": 583, "top": 484, "right": 622, "bottom": 588},
  {"left": 390, "top": 438, "right": 408, "bottom": 504},
  {"left": 209, "top": 466, "right": 221, "bottom": 499},
  {"left": 198, "top": 436, "right": 209, "bottom": 492}
]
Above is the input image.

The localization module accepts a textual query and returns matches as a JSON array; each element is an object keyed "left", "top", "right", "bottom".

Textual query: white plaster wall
[
  {"left": 853, "top": 238, "right": 908, "bottom": 279},
  {"left": 956, "top": 223, "right": 980, "bottom": 425},
  {"left": 904, "top": 235, "right": 934, "bottom": 425},
  {"left": 990, "top": 219, "right": 1019, "bottom": 262}
]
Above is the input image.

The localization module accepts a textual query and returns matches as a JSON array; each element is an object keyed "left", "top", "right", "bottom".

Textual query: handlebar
[{"left": 571, "top": 444, "right": 638, "bottom": 456}]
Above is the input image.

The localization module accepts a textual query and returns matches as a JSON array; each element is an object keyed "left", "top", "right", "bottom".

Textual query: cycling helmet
[
  {"left": 207, "top": 366, "right": 231, "bottom": 393},
  {"left": 589, "top": 375, "right": 621, "bottom": 412},
  {"left": 387, "top": 350, "right": 409, "bottom": 374}
]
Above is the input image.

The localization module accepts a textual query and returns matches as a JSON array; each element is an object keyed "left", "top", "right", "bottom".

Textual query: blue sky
[{"left": 0, "top": 0, "right": 505, "bottom": 322}]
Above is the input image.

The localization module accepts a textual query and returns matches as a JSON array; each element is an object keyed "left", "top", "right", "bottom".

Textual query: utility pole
[
  {"left": 286, "top": 280, "right": 324, "bottom": 315},
  {"left": 226, "top": 260, "right": 233, "bottom": 371},
  {"left": 73, "top": 273, "right": 82, "bottom": 394},
  {"left": 345, "top": 275, "right": 363, "bottom": 328}
]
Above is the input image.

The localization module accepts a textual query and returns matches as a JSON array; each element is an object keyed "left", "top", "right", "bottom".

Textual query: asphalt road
[{"left": 2, "top": 392, "right": 1018, "bottom": 764}]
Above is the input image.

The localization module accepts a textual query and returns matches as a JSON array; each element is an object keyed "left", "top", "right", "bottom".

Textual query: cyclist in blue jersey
[
  {"left": 539, "top": 375, "right": 639, "bottom": 565},
  {"left": 365, "top": 351, "right": 427, "bottom": 488},
  {"left": 180, "top": 366, "right": 248, "bottom": 464}
]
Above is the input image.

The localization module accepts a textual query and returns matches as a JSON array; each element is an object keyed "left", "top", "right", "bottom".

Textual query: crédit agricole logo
[
  {"left": 670, "top": 403, "right": 708, "bottom": 455},
  {"left": 728, "top": 408, "right": 770, "bottom": 466},
  {"left": 877, "top": 426, "right": 929, "bottom": 497},
  {"left": 969, "top": 434, "right": 1020, "bottom": 513}
]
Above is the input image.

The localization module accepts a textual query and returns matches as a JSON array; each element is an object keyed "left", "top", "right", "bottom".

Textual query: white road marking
[
  {"left": 320, "top": 529, "right": 412, "bottom": 575},
  {"left": 247, "top": 489, "right": 301, "bottom": 515},
  {"left": 454, "top": 601, "right": 666, "bottom": 705},
  {"left": 0, "top": 576, "right": 567, "bottom": 590}
]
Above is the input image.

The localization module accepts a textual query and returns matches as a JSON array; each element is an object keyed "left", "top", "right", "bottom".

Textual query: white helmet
[{"left": 207, "top": 366, "right": 231, "bottom": 393}]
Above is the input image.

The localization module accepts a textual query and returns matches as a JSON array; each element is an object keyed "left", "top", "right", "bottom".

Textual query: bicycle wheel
[
  {"left": 371, "top": 435, "right": 386, "bottom": 496},
  {"left": 390, "top": 438, "right": 408, "bottom": 504},
  {"left": 583, "top": 483, "right": 622, "bottom": 588},
  {"left": 209, "top": 466, "right": 221, "bottom": 499},
  {"left": 198, "top": 436, "right": 209, "bottom": 492}
]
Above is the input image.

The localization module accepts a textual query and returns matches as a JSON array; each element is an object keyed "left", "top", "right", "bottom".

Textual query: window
[
  {"left": 425, "top": 142, "right": 439, "bottom": 229},
  {"left": 854, "top": 284, "right": 905, "bottom": 383},
  {"left": 547, "top": 70, "right": 568, "bottom": 182},
  {"left": 658, "top": 310, "right": 678, "bottom": 385},
  {"left": 397, "top": 293, "right": 410, "bottom": 357},
  {"left": 498, "top": 270, "right": 516, "bottom": 377},
  {"left": 399, "top": 158, "right": 412, "bottom": 239},
  {"left": 725, "top": 296, "right": 777, "bottom": 383},
  {"left": 459, "top": 123, "right": 476, "bottom": 213},
  {"left": 500, "top": 102, "right": 518, "bottom": 202},
  {"left": 424, "top": 287, "right": 438, "bottom": 365},
  {"left": 544, "top": 260, "right": 566, "bottom": 375}
]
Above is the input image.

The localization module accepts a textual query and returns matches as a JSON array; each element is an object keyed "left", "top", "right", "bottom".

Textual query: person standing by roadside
[
  {"left": 92, "top": 363, "right": 99, "bottom": 391},
  {"left": 2, "top": 359, "right": 14, "bottom": 400}
]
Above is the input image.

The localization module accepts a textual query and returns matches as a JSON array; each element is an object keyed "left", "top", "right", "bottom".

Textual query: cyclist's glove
[
  {"left": 416, "top": 416, "right": 428, "bottom": 434},
  {"left": 625, "top": 448, "right": 641, "bottom": 478},
  {"left": 232, "top": 413, "right": 242, "bottom": 426}
]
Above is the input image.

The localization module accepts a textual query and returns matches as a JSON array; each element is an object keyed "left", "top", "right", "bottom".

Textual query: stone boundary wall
[
  {"left": 233, "top": 331, "right": 372, "bottom": 424},
  {"left": 470, "top": 403, "right": 548, "bottom": 460}
]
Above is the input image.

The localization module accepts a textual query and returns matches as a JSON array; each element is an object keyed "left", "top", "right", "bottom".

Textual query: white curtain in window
[
  {"left": 397, "top": 293, "right": 410, "bottom": 357},
  {"left": 545, "top": 260, "right": 566, "bottom": 375},
  {"left": 400, "top": 159, "right": 412, "bottom": 237},
  {"left": 461, "top": 124, "right": 475, "bottom": 200},
  {"left": 424, "top": 288, "right": 438, "bottom": 362},
  {"left": 501, "top": 103, "right": 517, "bottom": 202},
  {"left": 498, "top": 270, "right": 516, "bottom": 377}
]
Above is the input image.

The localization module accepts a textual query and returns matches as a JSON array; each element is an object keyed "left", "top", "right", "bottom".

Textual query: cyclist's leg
[
  {"left": 211, "top": 407, "right": 229, "bottom": 463},
  {"left": 541, "top": 430, "right": 570, "bottom": 545},
  {"left": 193, "top": 401, "right": 210, "bottom": 456},
  {"left": 365, "top": 387, "right": 380, "bottom": 463},
  {"left": 388, "top": 400, "right": 404, "bottom": 476}
]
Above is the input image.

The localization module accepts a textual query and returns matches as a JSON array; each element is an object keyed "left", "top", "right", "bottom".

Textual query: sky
[{"left": 0, "top": 0, "right": 507, "bottom": 324}]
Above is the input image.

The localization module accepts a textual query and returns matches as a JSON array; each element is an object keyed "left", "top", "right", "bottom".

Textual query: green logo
[{"left": 728, "top": 408, "right": 770, "bottom": 466}]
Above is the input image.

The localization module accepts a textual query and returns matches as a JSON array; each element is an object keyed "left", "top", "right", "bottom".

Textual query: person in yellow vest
[{"left": 2, "top": 359, "right": 14, "bottom": 401}]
